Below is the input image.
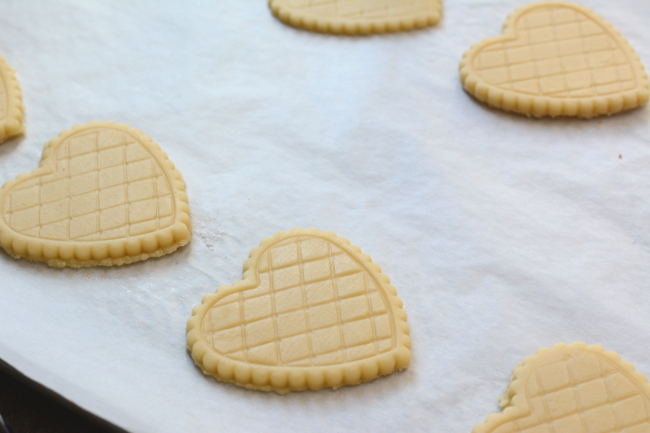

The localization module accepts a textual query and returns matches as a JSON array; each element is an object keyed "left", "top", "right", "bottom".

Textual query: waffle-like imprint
[
  {"left": 187, "top": 229, "right": 411, "bottom": 393},
  {"left": 268, "top": 0, "right": 441, "bottom": 35},
  {"left": 473, "top": 342, "right": 650, "bottom": 433},
  {"left": 0, "top": 56, "right": 24, "bottom": 144},
  {"left": 0, "top": 122, "right": 191, "bottom": 268},
  {"left": 460, "top": 1, "right": 649, "bottom": 118}
]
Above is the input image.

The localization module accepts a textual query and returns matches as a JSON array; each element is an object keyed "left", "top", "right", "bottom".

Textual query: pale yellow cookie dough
[
  {"left": 473, "top": 342, "right": 650, "bottom": 433},
  {"left": 460, "top": 1, "right": 649, "bottom": 118},
  {"left": 0, "top": 122, "right": 191, "bottom": 268},
  {"left": 0, "top": 56, "right": 24, "bottom": 143},
  {"left": 187, "top": 228, "right": 411, "bottom": 394},
  {"left": 269, "top": 0, "right": 441, "bottom": 35}
]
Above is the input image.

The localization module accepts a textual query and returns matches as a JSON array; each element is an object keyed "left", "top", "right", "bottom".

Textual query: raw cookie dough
[
  {"left": 269, "top": 0, "right": 441, "bottom": 35},
  {"left": 460, "top": 1, "right": 649, "bottom": 118},
  {"left": 0, "top": 56, "right": 24, "bottom": 144},
  {"left": 473, "top": 342, "right": 650, "bottom": 433},
  {"left": 0, "top": 121, "right": 191, "bottom": 268},
  {"left": 187, "top": 228, "right": 411, "bottom": 394}
]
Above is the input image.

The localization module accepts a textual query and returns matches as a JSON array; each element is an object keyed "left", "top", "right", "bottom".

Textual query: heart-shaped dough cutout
[
  {"left": 187, "top": 229, "right": 410, "bottom": 393},
  {"left": 0, "top": 122, "right": 191, "bottom": 268},
  {"left": 460, "top": 1, "right": 649, "bottom": 118},
  {"left": 269, "top": 0, "right": 441, "bottom": 34},
  {"left": 473, "top": 342, "right": 650, "bottom": 433},
  {"left": 0, "top": 56, "right": 24, "bottom": 144}
]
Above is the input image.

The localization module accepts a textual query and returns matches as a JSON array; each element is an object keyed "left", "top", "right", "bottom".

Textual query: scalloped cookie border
[
  {"left": 187, "top": 228, "right": 411, "bottom": 394},
  {"left": 268, "top": 0, "right": 441, "bottom": 35},
  {"left": 0, "top": 121, "right": 191, "bottom": 268},
  {"left": 459, "top": 1, "right": 650, "bottom": 118},
  {"left": 472, "top": 342, "right": 650, "bottom": 433},
  {"left": 0, "top": 56, "right": 25, "bottom": 143}
]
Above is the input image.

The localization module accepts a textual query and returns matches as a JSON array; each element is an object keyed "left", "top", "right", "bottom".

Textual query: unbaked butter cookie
[
  {"left": 460, "top": 1, "right": 649, "bottom": 118},
  {"left": 473, "top": 342, "right": 650, "bottom": 433},
  {"left": 269, "top": 0, "right": 441, "bottom": 34},
  {"left": 187, "top": 229, "right": 410, "bottom": 393},
  {"left": 0, "top": 122, "right": 191, "bottom": 268},
  {"left": 0, "top": 56, "right": 24, "bottom": 144}
]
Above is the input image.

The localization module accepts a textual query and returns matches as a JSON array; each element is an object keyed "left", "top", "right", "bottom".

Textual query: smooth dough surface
[
  {"left": 473, "top": 342, "right": 650, "bottom": 433},
  {"left": 269, "top": 0, "right": 441, "bottom": 34},
  {"left": 460, "top": 1, "right": 649, "bottom": 118},
  {"left": 0, "top": 121, "right": 191, "bottom": 268},
  {"left": 0, "top": 56, "right": 24, "bottom": 144},
  {"left": 187, "top": 228, "right": 411, "bottom": 394}
]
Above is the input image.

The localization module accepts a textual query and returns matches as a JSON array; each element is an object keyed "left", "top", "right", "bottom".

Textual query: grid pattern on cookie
[
  {"left": 202, "top": 236, "right": 396, "bottom": 367},
  {"left": 473, "top": 5, "right": 638, "bottom": 98},
  {"left": 497, "top": 352, "right": 650, "bottom": 433},
  {"left": 1, "top": 128, "right": 174, "bottom": 241},
  {"left": 275, "top": 0, "right": 437, "bottom": 19}
]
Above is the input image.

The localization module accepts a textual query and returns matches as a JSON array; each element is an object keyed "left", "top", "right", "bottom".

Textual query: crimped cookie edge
[
  {"left": 0, "top": 56, "right": 25, "bottom": 143},
  {"left": 268, "top": 0, "right": 441, "bottom": 35}
]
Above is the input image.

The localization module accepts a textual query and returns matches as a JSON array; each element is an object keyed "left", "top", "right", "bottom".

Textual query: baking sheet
[{"left": 0, "top": 1, "right": 649, "bottom": 432}]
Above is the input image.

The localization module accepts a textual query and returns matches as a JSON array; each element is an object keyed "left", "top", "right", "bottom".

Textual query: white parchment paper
[{"left": 0, "top": 1, "right": 649, "bottom": 432}]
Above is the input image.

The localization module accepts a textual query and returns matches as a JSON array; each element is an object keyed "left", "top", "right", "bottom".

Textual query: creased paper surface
[{"left": 0, "top": 1, "right": 648, "bottom": 432}]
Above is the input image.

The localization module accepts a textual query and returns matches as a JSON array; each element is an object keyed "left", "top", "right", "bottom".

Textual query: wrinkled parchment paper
[{"left": 0, "top": 1, "right": 648, "bottom": 432}]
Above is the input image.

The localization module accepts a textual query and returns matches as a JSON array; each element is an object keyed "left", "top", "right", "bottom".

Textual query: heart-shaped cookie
[
  {"left": 0, "top": 122, "right": 191, "bottom": 268},
  {"left": 187, "top": 229, "right": 410, "bottom": 393},
  {"left": 268, "top": 0, "right": 441, "bottom": 34},
  {"left": 0, "top": 56, "right": 24, "bottom": 143},
  {"left": 460, "top": 1, "right": 649, "bottom": 118},
  {"left": 473, "top": 342, "right": 650, "bottom": 433}
]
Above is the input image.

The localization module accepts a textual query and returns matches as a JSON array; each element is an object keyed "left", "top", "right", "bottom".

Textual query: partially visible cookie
[
  {"left": 0, "top": 56, "right": 24, "bottom": 143},
  {"left": 187, "top": 228, "right": 411, "bottom": 394},
  {"left": 460, "top": 1, "right": 649, "bottom": 118},
  {"left": 0, "top": 122, "right": 191, "bottom": 268},
  {"left": 269, "top": 0, "right": 441, "bottom": 35},
  {"left": 473, "top": 342, "right": 650, "bottom": 433}
]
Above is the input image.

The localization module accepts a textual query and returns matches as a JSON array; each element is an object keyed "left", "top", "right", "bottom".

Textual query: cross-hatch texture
[
  {"left": 1, "top": 128, "right": 174, "bottom": 241},
  {"left": 474, "top": 5, "right": 638, "bottom": 98},
  {"left": 275, "top": 0, "right": 436, "bottom": 19},
  {"left": 202, "top": 236, "right": 395, "bottom": 367},
  {"left": 497, "top": 352, "right": 650, "bottom": 433}
]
